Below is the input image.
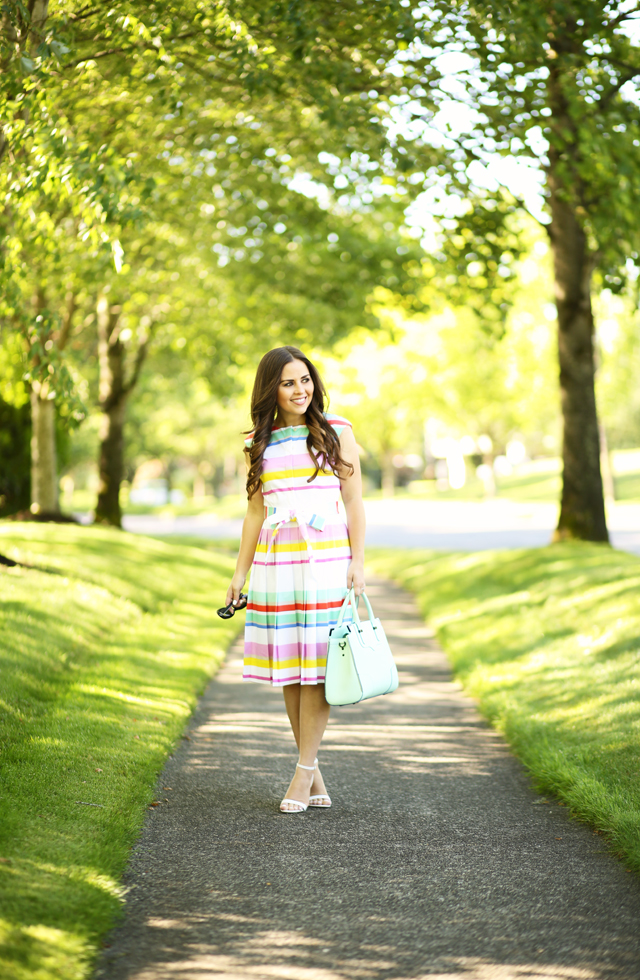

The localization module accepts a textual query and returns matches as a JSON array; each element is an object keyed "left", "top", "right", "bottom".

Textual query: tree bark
[
  {"left": 95, "top": 388, "right": 128, "bottom": 527},
  {"left": 30, "top": 386, "right": 58, "bottom": 515},
  {"left": 94, "top": 294, "right": 149, "bottom": 527},
  {"left": 95, "top": 296, "right": 126, "bottom": 527},
  {"left": 28, "top": 288, "right": 63, "bottom": 516},
  {"left": 28, "top": 0, "right": 50, "bottom": 39},
  {"left": 548, "top": 178, "right": 608, "bottom": 542}
]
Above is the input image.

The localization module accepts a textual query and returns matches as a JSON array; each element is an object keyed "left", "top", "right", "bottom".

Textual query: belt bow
[{"left": 264, "top": 507, "right": 328, "bottom": 565}]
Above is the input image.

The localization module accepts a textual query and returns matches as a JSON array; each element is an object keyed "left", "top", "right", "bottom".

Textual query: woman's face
[{"left": 276, "top": 358, "right": 314, "bottom": 422}]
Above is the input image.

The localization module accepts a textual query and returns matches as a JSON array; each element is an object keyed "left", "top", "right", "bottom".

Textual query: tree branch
[
  {"left": 597, "top": 69, "right": 640, "bottom": 110},
  {"left": 600, "top": 54, "right": 640, "bottom": 77},
  {"left": 67, "top": 6, "right": 104, "bottom": 23},
  {"left": 123, "top": 330, "right": 153, "bottom": 395},
  {"left": 64, "top": 45, "right": 134, "bottom": 67},
  {"left": 63, "top": 28, "right": 229, "bottom": 69},
  {"left": 605, "top": 3, "right": 640, "bottom": 30}
]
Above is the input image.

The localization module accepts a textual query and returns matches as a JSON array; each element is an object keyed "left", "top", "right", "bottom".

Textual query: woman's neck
[{"left": 274, "top": 411, "right": 307, "bottom": 428}]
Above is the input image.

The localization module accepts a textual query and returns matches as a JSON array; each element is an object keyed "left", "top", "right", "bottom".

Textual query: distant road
[{"left": 120, "top": 498, "right": 640, "bottom": 556}]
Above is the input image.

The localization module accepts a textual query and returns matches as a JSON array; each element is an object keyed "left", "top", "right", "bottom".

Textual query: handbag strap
[
  {"left": 335, "top": 588, "right": 378, "bottom": 631},
  {"left": 358, "top": 590, "right": 376, "bottom": 627},
  {"left": 335, "top": 589, "right": 356, "bottom": 627}
]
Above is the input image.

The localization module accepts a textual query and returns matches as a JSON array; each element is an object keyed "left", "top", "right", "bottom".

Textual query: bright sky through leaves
[{"left": 388, "top": 4, "right": 640, "bottom": 234}]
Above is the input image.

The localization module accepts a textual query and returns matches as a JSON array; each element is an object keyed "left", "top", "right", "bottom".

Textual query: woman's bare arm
[
  {"left": 338, "top": 426, "right": 366, "bottom": 595},
  {"left": 226, "top": 480, "right": 264, "bottom": 605}
]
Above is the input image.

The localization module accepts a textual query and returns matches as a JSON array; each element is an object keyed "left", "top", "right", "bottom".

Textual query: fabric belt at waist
[{"left": 263, "top": 503, "right": 340, "bottom": 565}]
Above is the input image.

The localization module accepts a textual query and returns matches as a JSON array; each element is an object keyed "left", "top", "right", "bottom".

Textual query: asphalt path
[
  {"left": 96, "top": 578, "right": 640, "bottom": 980},
  {"left": 120, "top": 499, "right": 640, "bottom": 555}
]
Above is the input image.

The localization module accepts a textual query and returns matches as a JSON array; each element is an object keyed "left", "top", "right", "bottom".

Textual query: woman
[{"left": 225, "top": 345, "right": 365, "bottom": 813}]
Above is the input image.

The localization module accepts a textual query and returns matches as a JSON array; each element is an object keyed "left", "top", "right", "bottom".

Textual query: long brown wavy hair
[{"left": 245, "top": 346, "right": 354, "bottom": 499}]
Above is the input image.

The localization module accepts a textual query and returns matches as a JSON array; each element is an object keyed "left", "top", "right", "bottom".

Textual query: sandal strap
[
  {"left": 280, "top": 798, "right": 308, "bottom": 810},
  {"left": 296, "top": 762, "right": 315, "bottom": 771}
]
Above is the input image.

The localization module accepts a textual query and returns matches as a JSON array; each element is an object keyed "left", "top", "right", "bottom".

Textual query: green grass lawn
[
  {"left": 0, "top": 524, "right": 242, "bottom": 980},
  {"left": 369, "top": 543, "right": 640, "bottom": 870}
]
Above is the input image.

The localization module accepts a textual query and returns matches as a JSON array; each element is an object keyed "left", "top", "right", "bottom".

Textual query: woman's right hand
[{"left": 225, "top": 572, "right": 247, "bottom": 607}]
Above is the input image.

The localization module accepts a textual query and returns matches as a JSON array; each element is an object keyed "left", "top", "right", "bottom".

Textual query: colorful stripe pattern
[{"left": 243, "top": 413, "right": 352, "bottom": 686}]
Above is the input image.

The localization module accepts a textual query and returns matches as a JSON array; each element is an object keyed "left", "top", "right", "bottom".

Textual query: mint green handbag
[{"left": 325, "top": 589, "right": 399, "bottom": 706}]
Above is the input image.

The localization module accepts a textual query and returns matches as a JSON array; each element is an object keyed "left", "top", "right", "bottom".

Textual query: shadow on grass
[
  {"left": 0, "top": 524, "right": 236, "bottom": 612},
  {"left": 0, "top": 526, "right": 243, "bottom": 979},
  {"left": 368, "top": 542, "right": 640, "bottom": 869},
  {"left": 1, "top": 858, "right": 119, "bottom": 936}
]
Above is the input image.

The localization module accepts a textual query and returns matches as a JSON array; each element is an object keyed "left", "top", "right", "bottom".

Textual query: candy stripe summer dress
[{"left": 243, "top": 413, "right": 353, "bottom": 686}]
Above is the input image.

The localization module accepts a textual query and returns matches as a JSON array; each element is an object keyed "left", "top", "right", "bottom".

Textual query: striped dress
[{"left": 243, "top": 413, "right": 353, "bottom": 686}]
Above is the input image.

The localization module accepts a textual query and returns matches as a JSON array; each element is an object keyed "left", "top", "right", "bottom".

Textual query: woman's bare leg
[
  {"left": 283, "top": 683, "right": 302, "bottom": 746},
  {"left": 281, "top": 683, "right": 330, "bottom": 809}
]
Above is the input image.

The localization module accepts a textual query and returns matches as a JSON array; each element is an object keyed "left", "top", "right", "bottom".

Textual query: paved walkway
[{"left": 96, "top": 579, "right": 640, "bottom": 980}]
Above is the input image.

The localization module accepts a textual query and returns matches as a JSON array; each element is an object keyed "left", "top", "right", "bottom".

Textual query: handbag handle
[{"left": 335, "top": 588, "right": 377, "bottom": 632}]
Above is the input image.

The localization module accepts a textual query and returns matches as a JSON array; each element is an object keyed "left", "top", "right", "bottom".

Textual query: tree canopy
[{"left": 3, "top": 2, "right": 640, "bottom": 531}]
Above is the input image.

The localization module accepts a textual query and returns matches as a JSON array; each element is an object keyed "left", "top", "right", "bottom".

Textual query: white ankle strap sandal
[
  {"left": 279, "top": 762, "right": 315, "bottom": 813},
  {"left": 308, "top": 757, "right": 331, "bottom": 808}
]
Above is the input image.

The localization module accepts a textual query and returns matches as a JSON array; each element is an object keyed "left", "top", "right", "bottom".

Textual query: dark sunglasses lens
[{"left": 216, "top": 594, "right": 248, "bottom": 619}]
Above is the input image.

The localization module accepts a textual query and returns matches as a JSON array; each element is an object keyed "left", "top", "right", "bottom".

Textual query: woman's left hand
[{"left": 347, "top": 560, "right": 366, "bottom": 596}]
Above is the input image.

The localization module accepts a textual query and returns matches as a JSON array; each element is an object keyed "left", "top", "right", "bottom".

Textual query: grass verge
[
  {"left": 0, "top": 524, "right": 241, "bottom": 980},
  {"left": 369, "top": 543, "right": 640, "bottom": 869}
]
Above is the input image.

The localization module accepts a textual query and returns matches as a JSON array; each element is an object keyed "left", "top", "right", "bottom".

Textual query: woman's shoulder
[
  {"left": 323, "top": 412, "right": 352, "bottom": 435},
  {"left": 245, "top": 425, "right": 306, "bottom": 449}
]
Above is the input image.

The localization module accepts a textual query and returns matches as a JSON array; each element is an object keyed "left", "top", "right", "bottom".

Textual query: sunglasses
[{"left": 217, "top": 593, "right": 248, "bottom": 619}]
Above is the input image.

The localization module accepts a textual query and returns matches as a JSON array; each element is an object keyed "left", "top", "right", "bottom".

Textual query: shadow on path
[{"left": 96, "top": 579, "right": 640, "bottom": 980}]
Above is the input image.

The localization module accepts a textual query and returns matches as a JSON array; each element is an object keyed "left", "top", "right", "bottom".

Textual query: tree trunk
[
  {"left": 28, "top": 285, "right": 61, "bottom": 517},
  {"left": 95, "top": 393, "right": 128, "bottom": 527},
  {"left": 548, "top": 179, "right": 608, "bottom": 542},
  {"left": 94, "top": 293, "right": 149, "bottom": 527},
  {"left": 30, "top": 386, "right": 59, "bottom": 515},
  {"left": 95, "top": 296, "right": 126, "bottom": 527},
  {"left": 28, "top": 0, "right": 50, "bottom": 37}
]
